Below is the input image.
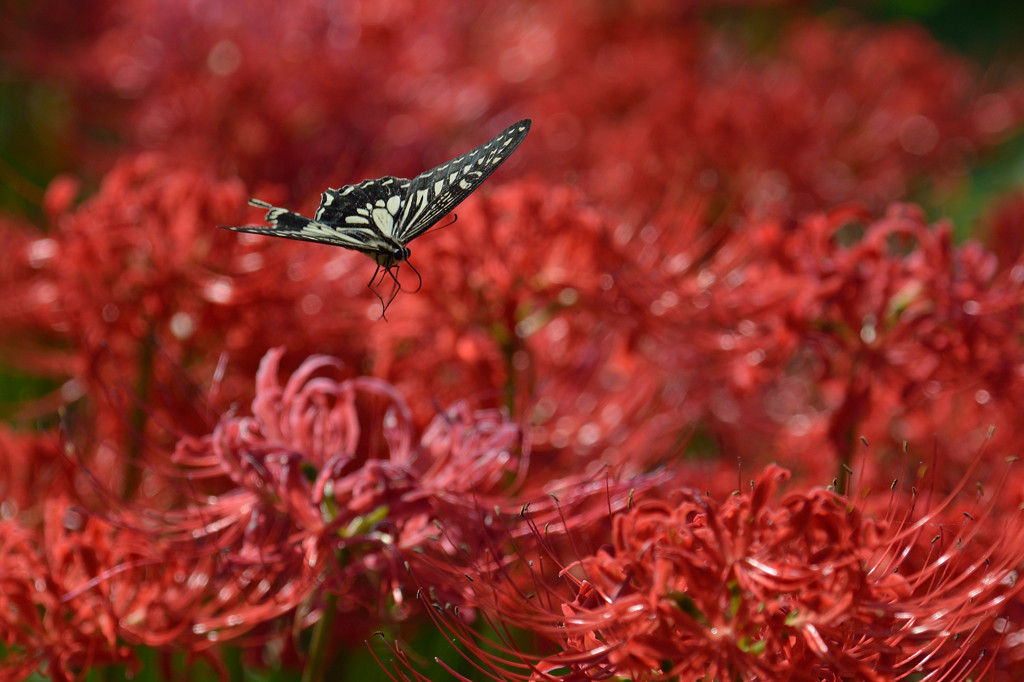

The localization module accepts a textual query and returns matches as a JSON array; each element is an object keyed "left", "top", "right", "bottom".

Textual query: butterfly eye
[{"left": 388, "top": 246, "right": 407, "bottom": 263}]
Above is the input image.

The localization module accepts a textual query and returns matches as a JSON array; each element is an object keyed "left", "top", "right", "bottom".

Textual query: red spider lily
[
  {"left": 0, "top": 155, "right": 252, "bottom": 387},
  {"left": 984, "top": 191, "right": 1024, "bottom": 266},
  {"left": 394, "top": 461, "right": 1023, "bottom": 681},
  {"left": 641, "top": 202, "right": 1024, "bottom": 489},
  {"left": 0, "top": 154, "right": 396, "bottom": 455},
  {"left": 134, "top": 346, "right": 654, "bottom": 660},
  {"left": 6, "top": 3, "right": 1022, "bottom": 221},
  {"left": 361, "top": 179, "right": 680, "bottom": 474},
  {"left": 3, "top": 1, "right": 1024, "bottom": 679},
  {"left": 0, "top": 427, "right": 77, "bottom": 521},
  {"left": 130, "top": 347, "right": 528, "bottom": 648},
  {"left": 1, "top": 0, "right": 535, "bottom": 198},
  {"left": 520, "top": 14, "right": 1024, "bottom": 219},
  {"left": 0, "top": 502, "right": 141, "bottom": 682}
]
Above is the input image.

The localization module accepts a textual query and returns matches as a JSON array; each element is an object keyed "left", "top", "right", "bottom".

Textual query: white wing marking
[
  {"left": 372, "top": 207, "right": 394, "bottom": 237},
  {"left": 386, "top": 194, "right": 401, "bottom": 214}
]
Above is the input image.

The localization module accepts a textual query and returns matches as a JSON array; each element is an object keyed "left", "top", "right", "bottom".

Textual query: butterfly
[{"left": 220, "top": 119, "right": 531, "bottom": 314}]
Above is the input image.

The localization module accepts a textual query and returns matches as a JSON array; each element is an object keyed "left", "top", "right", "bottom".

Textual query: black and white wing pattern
[
  {"left": 391, "top": 118, "right": 531, "bottom": 244},
  {"left": 220, "top": 119, "right": 531, "bottom": 270}
]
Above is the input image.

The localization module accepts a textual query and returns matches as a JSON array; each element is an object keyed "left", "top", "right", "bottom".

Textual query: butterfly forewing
[{"left": 394, "top": 119, "right": 531, "bottom": 242}]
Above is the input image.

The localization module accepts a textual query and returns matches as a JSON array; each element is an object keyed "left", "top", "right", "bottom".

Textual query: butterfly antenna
[{"left": 421, "top": 213, "right": 459, "bottom": 241}]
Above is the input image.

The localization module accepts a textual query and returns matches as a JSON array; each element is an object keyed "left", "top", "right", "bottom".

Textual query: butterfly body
[{"left": 223, "top": 119, "right": 531, "bottom": 275}]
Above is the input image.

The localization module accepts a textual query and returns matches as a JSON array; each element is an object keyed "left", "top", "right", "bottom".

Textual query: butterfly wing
[
  {"left": 220, "top": 199, "right": 379, "bottom": 253},
  {"left": 392, "top": 119, "right": 531, "bottom": 243},
  {"left": 223, "top": 174, "right": 415, "bottom": 259},
  {"left": 220, "top": 119, "right": 531, "bottom": 260},
  {"left": 313, "top": 176, "right": 410, "bottom": 243}
]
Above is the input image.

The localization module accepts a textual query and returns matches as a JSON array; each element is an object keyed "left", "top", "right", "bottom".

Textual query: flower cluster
[
  {"left": 2, "top": 0, "right": 1024, "bottom": 680},
  {"left": 408, "top": 463, "right": 1023, "bottom": 681},
  {"left": 144, "top": 347, "right": 528, "bottom": 644},
  {"left": 643, "top": 202, "right": 1024, "bottom": 488}
]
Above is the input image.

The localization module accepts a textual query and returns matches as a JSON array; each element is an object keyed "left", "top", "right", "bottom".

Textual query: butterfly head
[{"left": 374, "top": 245, "right": 411, "bottom": 268}]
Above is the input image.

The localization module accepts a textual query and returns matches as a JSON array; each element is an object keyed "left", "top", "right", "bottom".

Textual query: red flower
[
  {"left": 0, "top": 154, "right": 397, "bottom": 470},
  {"left": 409, "top": 463, "right": 1023, "bottom": 681},
  {"left": 0, "top": 427, "right": 77, "bottom": 521},
  {"left": 644, "top": 203, "right": 1024, "bottom": 488},
  {"left": 0, "top": 502, "right": 141, "bottom": 682},
  {"left": 8, "top": 3, "right": 1022, "bottom": 220},
  {"left": 361, "top": 179, "right": 672, "bottom": 474},
  {"left": 4, "top": 2, "right": 1024, "bottom": 678},
  {"left": 150, "top": 347, "right": 525, "bottom": 645}
]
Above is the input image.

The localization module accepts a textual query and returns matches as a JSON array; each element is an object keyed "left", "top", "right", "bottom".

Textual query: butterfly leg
[
  {"left": 365, "top": 265, "right": 403, "bottom": 319},
  {"left": 404, "top": 260, "right": 423, "bottom": 294},
  {"left": 366, "top": 264, "right": 402, "bottom": 320},
  {"left": 365, "top": 264, "right": 389, "bottom": 319},
  {"left": 379, "top": 267, "right": 402, "bottom": 316}
]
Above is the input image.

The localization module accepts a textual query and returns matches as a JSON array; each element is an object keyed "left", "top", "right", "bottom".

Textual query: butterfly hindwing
[
  {"left": 222, "top": 199, "right": 376, "bottom": 252},
  {"left": 394, "top": 119, "right": 531, "bottom": 242}
]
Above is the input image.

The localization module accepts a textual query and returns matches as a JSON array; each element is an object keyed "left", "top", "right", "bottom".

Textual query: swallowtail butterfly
[{"left": 221, "top": 119, "right": 531, "bottom": 312}]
